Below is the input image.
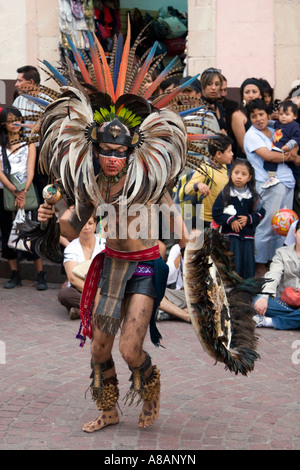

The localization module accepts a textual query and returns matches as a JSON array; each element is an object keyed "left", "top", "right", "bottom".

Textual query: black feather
[{"left": 16, "top": 215, "right": 63, "bottom": 263}]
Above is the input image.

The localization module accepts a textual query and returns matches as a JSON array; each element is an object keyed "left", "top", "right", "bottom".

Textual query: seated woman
[
  {"left": 156, "top": 243, "right": 190, "bottom": 323},
  {"left": 253, "top": 219, "right": 300, "bottom": 329},
  {"left": 57, "top": 215, "right": 105, "bottom": 319}
]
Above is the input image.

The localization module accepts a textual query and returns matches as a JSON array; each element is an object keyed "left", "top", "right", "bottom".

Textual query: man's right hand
[{"left": 38, "top": 203, "right": 55, "bottom": 224}]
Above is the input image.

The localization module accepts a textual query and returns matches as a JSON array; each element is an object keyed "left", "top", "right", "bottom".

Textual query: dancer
[
  {"left": 32, "top": 27, "right": 196, "bottom": 432},
  {"left": 18, "top": 23, "right": 264, "bottom": 433}
]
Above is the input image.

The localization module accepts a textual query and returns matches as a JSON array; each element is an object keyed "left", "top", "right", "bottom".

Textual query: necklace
[{"left": 98, "top": 165, "right": 128, "bottom": 185}]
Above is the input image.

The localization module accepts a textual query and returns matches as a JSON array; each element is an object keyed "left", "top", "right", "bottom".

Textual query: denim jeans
[{"left": 255, "top": 295, "right": 300, "bottom": 330}]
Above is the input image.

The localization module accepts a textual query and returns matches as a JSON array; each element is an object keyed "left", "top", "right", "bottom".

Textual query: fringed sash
[{"left": 76, "top": 245, "right": 162, "bottom": 347}]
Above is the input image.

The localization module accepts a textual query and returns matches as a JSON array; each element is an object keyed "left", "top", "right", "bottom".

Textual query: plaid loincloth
[{"left": 77, "top": 245, "right": 168, "bottom": 347}]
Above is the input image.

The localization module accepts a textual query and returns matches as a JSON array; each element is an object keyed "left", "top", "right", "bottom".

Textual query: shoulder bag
[{"left": 3, "top": 172, "right": 38, "bottom": 212}]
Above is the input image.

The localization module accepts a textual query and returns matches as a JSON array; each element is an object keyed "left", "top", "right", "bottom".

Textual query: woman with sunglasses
[
  {"left": 200, "top": 68, "right": 227, "bottom": 132},
  {"left": 0, "top": 106, "right": 47, "bottom": 290}
]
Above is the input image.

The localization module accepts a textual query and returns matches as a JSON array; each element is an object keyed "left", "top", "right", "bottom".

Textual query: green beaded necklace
[{"left": 98, "top": 165, "right": 128, "bottom": 185}]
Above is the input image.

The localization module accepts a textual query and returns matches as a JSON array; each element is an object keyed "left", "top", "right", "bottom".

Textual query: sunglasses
[
  {"left": 1, "top": 120, "right": 20, "bottom": 125},
  {"left": 203, "top": 68, "right": 222, "bottom": 74}
]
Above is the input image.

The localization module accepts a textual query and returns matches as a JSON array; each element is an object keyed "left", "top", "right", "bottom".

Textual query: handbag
[
  {"left": 72, "top": 260, "right": 92, "bottom": 280},
  {"left": 7, "top": 209, "right": 30, "bottom": 252},
  {"left": 3, "top": 172, "right": 38, "bottom": 212},
  {"left": 281, "top": 287, "right": 300, "bottom": 307}
]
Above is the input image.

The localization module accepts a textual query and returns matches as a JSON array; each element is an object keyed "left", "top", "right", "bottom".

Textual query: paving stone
[{"left": 0, "top": 279, "right": 299, "bottom": 450}]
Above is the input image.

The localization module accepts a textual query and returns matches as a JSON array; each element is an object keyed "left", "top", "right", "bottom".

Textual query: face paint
[
  {"left": 99, "top": 153, "right": 127, "bottom": 177},
  {"left": 99, "top": 148, "right": 129, "bottom": 159}
]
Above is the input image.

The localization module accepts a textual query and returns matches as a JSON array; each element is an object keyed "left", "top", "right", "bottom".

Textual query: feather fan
[{"left": 183, "top": 229, "right": 265, "bottom": 376}]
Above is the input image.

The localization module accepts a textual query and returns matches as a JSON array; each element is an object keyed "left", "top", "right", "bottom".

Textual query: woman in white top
[
  {"left": 0, "top": 106, "right": 47, "bottom": 290},
  {"left": 57, "top": 215, "right": 105, "bottom": 319}
]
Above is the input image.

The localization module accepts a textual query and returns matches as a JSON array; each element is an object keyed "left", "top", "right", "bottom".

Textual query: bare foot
[
  {"left": 138, "top": 393, "right": 160, "bottom": 428},
  {"left": 82, "top": 407, "right": 119, "bottom": 433}
]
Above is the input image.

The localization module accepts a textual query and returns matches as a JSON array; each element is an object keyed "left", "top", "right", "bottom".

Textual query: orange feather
[
  {"left": 93, "top": 33, "right": 115, "bottom": 101},
  {"left": 115, "top": 16, "right": 131, "bottom": 99}
]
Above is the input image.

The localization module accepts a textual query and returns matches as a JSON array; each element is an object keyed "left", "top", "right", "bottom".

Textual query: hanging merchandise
[
  {"left": 164, "top": 37, "right": 186, "bottom": 57},
  {"left": 157, "top": 7, "right": 187, "bottom": 39},
  {"left": 70, "top": 0, "right": 84, "bottom": 19},
  {"left": 94, "top": 2, "right": 119, "bottom": 52},
  {"left": 59, "top": 0, "right": 73, "bottom": 34},
  {"left": 83, "top": 0, "right": 94, "bottom": 19}
]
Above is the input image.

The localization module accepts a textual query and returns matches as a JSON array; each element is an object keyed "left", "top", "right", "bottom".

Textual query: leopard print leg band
[
  {"left": 89, "top": 358, "right": 119, "bottom": 411},
  {"left": 123, "top": 352, "right": 160, "bottom": 406}
]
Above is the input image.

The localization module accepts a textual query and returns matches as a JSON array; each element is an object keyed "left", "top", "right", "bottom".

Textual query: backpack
[{"left": 174, "top": 165, "right": 214, "bottom": 227}]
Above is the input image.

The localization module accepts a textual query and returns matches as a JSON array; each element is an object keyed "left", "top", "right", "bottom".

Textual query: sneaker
[
  {"left": 69, "top": 307, "right": 81, "bottom": 320},
  {"left": 261, "top": 175, "right": 280, "bottom": 189},
  {"left": 155, "top": 310, "right": 173, "bottom": 321},
  {"left": 253, "top": 314, "right": 274, "bottom": 328},
  {"left": 36, "top": 271, "right": 48, "bottom": 291},
  {"left": 4, "top": 270, "right": 22, "bottom": 289}
]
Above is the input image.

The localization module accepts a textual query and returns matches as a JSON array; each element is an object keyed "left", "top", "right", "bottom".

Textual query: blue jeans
[{"left": 255, "top": 295, "right": 300, "bottom": 329}]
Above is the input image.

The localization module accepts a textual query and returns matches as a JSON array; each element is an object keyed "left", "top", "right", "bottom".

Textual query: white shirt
[
  {"left": 63, "top": 235, "right": 106, "bottom": 287},
  {"left": 0, "top": 145, "right": 28, "bottom": 189},
  {"left": 166, "top": 244, "right": 183, "bottom": 289},
  {"left": 244, "top": 125, "right": 295, "bottom": 188}
]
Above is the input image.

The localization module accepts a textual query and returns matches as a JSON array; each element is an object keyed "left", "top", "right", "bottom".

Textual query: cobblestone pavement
[{"left": 0, "top": 279, "right": 299, "bottom": 451}]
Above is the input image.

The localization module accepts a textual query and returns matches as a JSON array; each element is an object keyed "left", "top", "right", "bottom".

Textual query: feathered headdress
[
  {"left": 16, "top": 17, "right": 221, "bottom": 201},
  {"left": 16, "top": 17, "right": 221, "bottom": 260},
  {"left": 21, "top": 19, "right": 216, "bottom": 209}
]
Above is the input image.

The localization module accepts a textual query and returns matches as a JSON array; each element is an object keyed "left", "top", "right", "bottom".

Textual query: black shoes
[
  {"left": 4, "top": 270, "right": 48, "bottom": 290},
  {"left": 4, "top": 270, "right": 22, "bottom": 289},
  {"left": 36, "top": 271, "right": 48, "bottom": 291}
]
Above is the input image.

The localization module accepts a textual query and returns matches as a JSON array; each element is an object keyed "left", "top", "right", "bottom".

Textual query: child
[
  {"left": 212, "top": 159, "right": 265, "bottom": 279},
  {"left": 263, "top": 100, "right": 300, "bottom": 188},
  {"left": 183, "top": 134, "right": 233, "bottom": 228}
]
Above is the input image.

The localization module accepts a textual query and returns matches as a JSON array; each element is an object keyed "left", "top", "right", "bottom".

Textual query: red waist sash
[{"left": 105, "top": 244, "right": 160, "bottom": 261}]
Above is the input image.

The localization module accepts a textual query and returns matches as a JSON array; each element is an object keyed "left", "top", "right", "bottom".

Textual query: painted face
[
  {"left": 98, "top": 143, "right": 128, "bottom": 177},
  {"left": 203, "top": 75, "right": 222, "bottom": 100},
  {"left": 249, "top": 108, "right": 269, "bottom": 131},
  {"left": 231, "top": 164, "right": 252, "bottom": 188},
  {"left": 278, "top": 106, "right": 296, "bottom": 125},
  {"left": 243, "top": 84, "right": 262, "bottom": 105}
]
